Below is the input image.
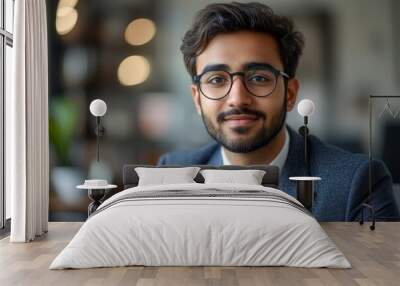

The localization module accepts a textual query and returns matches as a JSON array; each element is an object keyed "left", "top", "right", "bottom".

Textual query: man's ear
[
  {"left": 191, "top": 84, "right": 202, "bottom": 115},
  {"left": 286, "top": 78, "right": 300, "bottom": 112}
]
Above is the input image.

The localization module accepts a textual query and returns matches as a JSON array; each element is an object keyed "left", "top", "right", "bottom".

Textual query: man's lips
[
  {"left": 224, "top": 115, "right": 258, "bottom": 120},
  {"left": 223, "top": 114, "right": 260, "bottom": 127}
]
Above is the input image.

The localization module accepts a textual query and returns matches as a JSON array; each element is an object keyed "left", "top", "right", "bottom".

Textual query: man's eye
[
  {"left": 248, "top": 75, "right": 271, "bottom": 83},
  {"left": 208, "top": 76, "right": 228, "bottom": 85}
]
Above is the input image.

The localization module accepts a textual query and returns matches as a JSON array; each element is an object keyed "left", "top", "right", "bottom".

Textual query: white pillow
[
  {"left": 200, "top": 169, "right": 266, "bottom": 185},
  {"left": 135, "top": 167, "right": 201, "bottom": 186}
]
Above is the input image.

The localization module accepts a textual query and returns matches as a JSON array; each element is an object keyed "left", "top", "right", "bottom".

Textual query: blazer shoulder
[
  {"left": 157, "top": 142, "right": 220, "bottom": 165},
  {"left": 287, "top": 126, "right": 367, "bottom": 170},
  {"left": 309, "top": 135, "right": 368, "bottom": 169}
]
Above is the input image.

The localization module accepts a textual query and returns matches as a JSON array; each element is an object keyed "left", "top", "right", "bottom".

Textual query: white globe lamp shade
[
  {"left": 297, "top": 99, "right": 315, "bottom": 117},
  {"left": 90, "top": 99, "right": 107, "bottom": 117}
]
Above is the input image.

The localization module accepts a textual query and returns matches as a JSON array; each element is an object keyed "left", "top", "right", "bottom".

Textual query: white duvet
[{"left": 50, "top": 183, "right": 351, "bottom": 269}]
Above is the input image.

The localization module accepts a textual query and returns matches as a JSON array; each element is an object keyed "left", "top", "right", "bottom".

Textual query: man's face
[{"left": 191, "top": 31, "right": 299, "bottom": 153}]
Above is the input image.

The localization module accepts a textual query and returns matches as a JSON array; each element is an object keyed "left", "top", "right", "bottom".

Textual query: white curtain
[{"left": 7, "top": 0, "right": 49, "bottom": 242}]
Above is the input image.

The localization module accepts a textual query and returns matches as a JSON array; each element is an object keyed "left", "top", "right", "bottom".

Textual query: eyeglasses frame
[{"left": 193, "top": 65, "right": 290, "bottom": 100}]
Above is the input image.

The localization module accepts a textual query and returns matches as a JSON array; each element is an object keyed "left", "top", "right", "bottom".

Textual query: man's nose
[{"left": 225, "top": 77, "right": 253, "bottom": 107}]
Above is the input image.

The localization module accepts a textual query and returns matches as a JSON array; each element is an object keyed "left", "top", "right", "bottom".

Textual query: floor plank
[{"left": 0, "top": 222, "right": 399, "bottom": 286}]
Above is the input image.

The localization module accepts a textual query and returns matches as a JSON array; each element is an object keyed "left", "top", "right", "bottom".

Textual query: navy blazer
[{"left": 158, "top": 127, "right": 400, "bottom": 221}]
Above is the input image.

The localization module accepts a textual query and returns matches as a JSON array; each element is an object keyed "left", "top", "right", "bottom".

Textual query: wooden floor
[{"left": 0, "top": 222, "right": 399, "bottom": 286}]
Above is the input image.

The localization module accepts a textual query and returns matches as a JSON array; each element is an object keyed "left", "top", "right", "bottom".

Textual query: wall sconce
[
  {"left": 89, "top": 99, "right": 107, "bottom": 162},
  {"left": 297, "top": 99, "right": 315, "bottom": 176}
]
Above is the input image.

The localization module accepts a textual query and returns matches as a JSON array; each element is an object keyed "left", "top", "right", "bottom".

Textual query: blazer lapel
[{"left": 207, "top": 146, "right": 223, "bottom": 165}]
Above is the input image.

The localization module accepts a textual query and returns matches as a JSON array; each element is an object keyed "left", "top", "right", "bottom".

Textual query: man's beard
[{"left": 200, "top": 97, "right": 287, "bottom": 153}]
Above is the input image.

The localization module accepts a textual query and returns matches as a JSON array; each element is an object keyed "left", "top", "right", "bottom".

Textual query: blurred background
[{"left": 46, "top": 0, "right": 400, "bottom": 221}]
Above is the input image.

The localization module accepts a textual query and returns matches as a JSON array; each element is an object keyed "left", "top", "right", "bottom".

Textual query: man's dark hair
[{"left": 181, "top": 2, "right": 304, "bottom": 79}]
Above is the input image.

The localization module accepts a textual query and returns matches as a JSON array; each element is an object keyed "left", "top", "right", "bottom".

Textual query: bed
[{"left": 50, "top": 165, "right": 350, "bottom": 269}]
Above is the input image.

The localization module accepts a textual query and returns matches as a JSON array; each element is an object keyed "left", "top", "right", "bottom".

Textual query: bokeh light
[
  {"left": 124, "top": 18, "right": 156, "bottom": 46},
  {"left": 117, "top": 55, "right": 151, "bottom": 86},
  {"left": 56, "top": 0, "right": 79, "bottom": 36},
  {"left": 58, "top": 0, "right": 79, "bottom": 9},
  {"left": 56, "top": 6, "right": 78, "bottom": 35}
]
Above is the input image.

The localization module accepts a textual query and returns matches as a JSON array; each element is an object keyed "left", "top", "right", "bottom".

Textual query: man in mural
[{"left": 158, "top": 2, "right": 399, "bottom": 221}]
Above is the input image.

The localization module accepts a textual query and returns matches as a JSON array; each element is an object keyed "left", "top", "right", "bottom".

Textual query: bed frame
[{"left": 122, "top": 164, "right": 280, "bottom": 189}]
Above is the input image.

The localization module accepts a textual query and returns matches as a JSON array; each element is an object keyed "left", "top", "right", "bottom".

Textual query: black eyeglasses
[{"left": 193, "top": 65, "right": 289, "bottom": 100}]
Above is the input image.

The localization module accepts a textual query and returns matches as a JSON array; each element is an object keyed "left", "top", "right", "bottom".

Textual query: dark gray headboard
[{"left": 123, "top": 165, "right": 279, "bottom": 189}]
